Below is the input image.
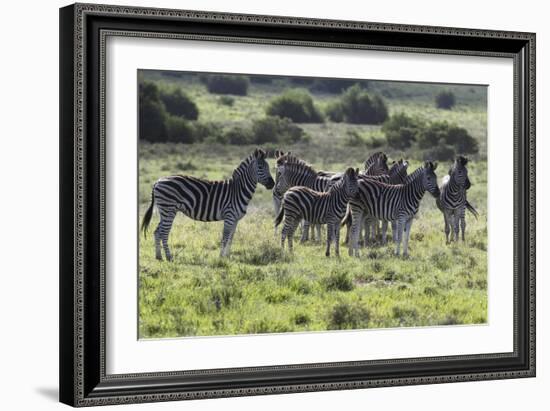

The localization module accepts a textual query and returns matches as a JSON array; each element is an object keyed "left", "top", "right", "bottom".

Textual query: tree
[
  {"left": 160, "top": 88, "right": 199, "bottom": 120},
  {"left": 435, "top": 90, "right": 456, "bottom": 109}
]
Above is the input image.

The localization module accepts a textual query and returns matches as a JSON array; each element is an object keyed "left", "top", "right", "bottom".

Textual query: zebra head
[
  {"left": 449, "top": 155, "right": 469, "bottom": 187},
  {"left": 389, "top": 159, "right": 409, "bottom": 183},
  {"left": 273, "top": 151, "right": 292, "bottom": 196},
  {"left": 253, "top": 148, "right": 275, "bottom": 189},
  {"left": 343, "top": 167, "right": 360, "bottom": 198},
  {"left": 365, "top": 154, "right": 389, "bottom": 176},
  {"left": 422, "top": 161, "right": 441, "bottom": 198}
]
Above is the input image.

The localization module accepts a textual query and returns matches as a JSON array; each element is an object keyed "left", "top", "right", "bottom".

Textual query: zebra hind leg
[
  {"left": 460, "top": 207, "right": 466, "bottom": 242},
  {"left": 452, "top": 211, "right": 460, "bottom": 243},
  {"left": 282, "top": 217, "right": 299, "bottom": 253},
  {"left": 156, "top": 208, "right": 176, "bottom": 261}
]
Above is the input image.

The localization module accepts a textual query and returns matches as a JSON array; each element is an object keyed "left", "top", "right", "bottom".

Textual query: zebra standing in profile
[
  {"left": 349, "top": 161, "right": 440, "bottom": 257},
  {"left": 275, "top": 167, "right": 359, "bottom": 257},
  {"left": 141, "top": 148, "right": 275, "bottom": 260},
  {"left": 273, "top": 153, "right": 335, "bottom": 242},
  {"left": 436, "top": 156, "right": 478, "bottom": 243},
  {"left": 342, "top": 159, "right": 409, "bottom": 245}
]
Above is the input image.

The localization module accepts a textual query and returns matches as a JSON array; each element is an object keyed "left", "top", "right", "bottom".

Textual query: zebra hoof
[{"left": 325, "top": 251, "right": 330, "bottom": 257}]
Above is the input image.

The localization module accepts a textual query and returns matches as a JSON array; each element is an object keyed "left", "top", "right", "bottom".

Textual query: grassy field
[{"left": 138, "top": 73, "right": 488, "bottom": 338}]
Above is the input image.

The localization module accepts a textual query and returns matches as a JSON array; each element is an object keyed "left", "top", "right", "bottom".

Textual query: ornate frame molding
[{"left": 60, "top": 3, "right": 535, "bottom": 407}]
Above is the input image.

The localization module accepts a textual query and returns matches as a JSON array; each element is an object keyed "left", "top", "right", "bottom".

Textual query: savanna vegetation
[{"left": 138, "top": 70, "right": 488, "bottom": 338}]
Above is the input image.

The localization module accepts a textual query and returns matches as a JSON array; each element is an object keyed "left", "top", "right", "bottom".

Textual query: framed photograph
[{"left": 59, "top": 3, "right": 535, "bottom": 407}]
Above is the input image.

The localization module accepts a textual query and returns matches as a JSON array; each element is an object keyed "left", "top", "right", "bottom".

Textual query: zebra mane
[
  {"left": 404, "top": 166, "right": 425, "bottom": 184},
  {"left": 231, "top": 155, "right": 255, "bottom": 179},
  {"left": 278, "top": 155, "right": 318, "bottom": 178}
]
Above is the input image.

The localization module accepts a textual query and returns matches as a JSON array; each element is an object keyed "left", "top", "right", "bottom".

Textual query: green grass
[
  {"left": 139, "top": 145, "right": 487, "bottom": 338},
  {"left": 138, "top": 72, "right": 487, "bottom": 338}
]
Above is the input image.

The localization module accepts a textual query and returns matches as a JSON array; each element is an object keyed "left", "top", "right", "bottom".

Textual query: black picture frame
[{"left": 59, "top": 3, "right": 536, "bottom": 407}]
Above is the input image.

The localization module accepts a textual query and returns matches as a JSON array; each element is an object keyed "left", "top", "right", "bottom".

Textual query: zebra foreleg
[
  {"left": 443, "top": 209, "right": 451, "bottom": 244},
  {"left": 272, "top": 195, "right": 281, "bottom": 236},
  {"left": 220, "top": 219, "right": 238, "bottom": 257},
  {"left": 334, "top": 223, "right": 342, "bottom": 257},
  {"left": 350, "top": 209, "right": 364, "bottom": 257},
  {"left": 156, "top": 208, "right": 176, "bottom": 261},
  {"left": 402, "top": 217, "right": 414, "bottom": 257},
  {"left": 300, "top": 220, "right": 310, "bottom": 242},
  {"left": 315, "top": 224, "right": 321, "bottom": 242},
  {"left": 325, "top": 222, "right": 334, "bottom": 257},
  {"left": 381, "top": 220, "right": 389, "bottom": 245},
  {"left": 394, "top": 219, "right": 404, "bottom": 256}
]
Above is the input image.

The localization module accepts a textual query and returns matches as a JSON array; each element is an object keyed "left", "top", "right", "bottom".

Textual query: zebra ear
[{"left": 433, "top": 162, "right": 438, "bottom": 170}]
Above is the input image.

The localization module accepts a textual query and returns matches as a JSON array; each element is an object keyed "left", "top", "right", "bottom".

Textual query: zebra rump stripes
[
  {"left": 141, "top": 148, "right": 275, "bottom": 260},
  {"left": 276, "top": 167, "right": 359, "bottom": 257}
]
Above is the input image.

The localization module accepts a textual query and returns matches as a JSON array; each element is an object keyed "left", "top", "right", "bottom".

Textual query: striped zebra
[
  {"left": 272, "top": 150, "right": 289, "bottom": 227},
  {"left": 364, "top": 153, "right": 389, "bottom": 176},
  {"left": 141, "top": 148, "right": 275, "bottom": 260},
  {"left": 364, "top": 152, "right": 389, "bottom": 173},
  {"left": 436, "top": 156, "right": 478, "bottom": 243},
  {"left": 275, "top": 167, "right": 359, "bottom": 257},
  {"left": 349, "top": 161, "right": 440, "bottom": 257},
  {"left": 342, "top": 159, "right": 409, "bottom": 245},
  {"left": 273, "top": 153, "right": 335, "bottom": 242}
]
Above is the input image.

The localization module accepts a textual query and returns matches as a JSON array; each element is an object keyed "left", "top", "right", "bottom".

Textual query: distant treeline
[{"left": 139, "top": 73, "right": 480, "bottom": 160}]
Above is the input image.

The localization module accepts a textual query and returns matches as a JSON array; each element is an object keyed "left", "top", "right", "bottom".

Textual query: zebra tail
[
  {"left": 141, "top": 189, "right": 155, "bottom": 237},
  {"left": 465, "top": 200, "right": 479, "bottom": 219},
  {"left": 274, "top": 202, "right": 285, "bottom": 227}
]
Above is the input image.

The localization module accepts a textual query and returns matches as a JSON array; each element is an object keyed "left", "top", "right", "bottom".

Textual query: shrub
[
  {"left": 224, "top": 126, "right": 254, "bottom": 145},
  {"left": 416, "top": 121, "right": 450, "bottom": 149},
  {"left": 435, "top": 90, "right": 456, "bottom": 109},
  {"left": 251, "top": 116, "right": 307, "bottom": 145},
  {"left": 204, "top": 75, "right": 249, "bottom": 95},
  {"left": 344, "top": 129, "right": 366, "bottom": 147},
  {"left": 266, "top": 89, "right": 323, "bottom": 123},
  {"left": 417, "top": 121, "right": 479, "bottom": 155},
  {"left": 339, "top": 84, "right": 388, "bottom": 124},
  {"left": 325, "top": 101, "right": 344, "bottom": 122},
  {"left": 139, "top": 81, "right": 168, "bottom": 142},
  {"left": 249, "top": 76, "right": 273, "bottom": 84},
  {"left": 194, "top": 122, "right": 225, "bottom": 144},
  {"left": 165, "top": 116, "right": 196, "bottom": 143},
  {"left": 444, "top": 125, "right": 479, "bottom": 154},
  {"left": 328, "top": 302, "right": 370, "bottom": 330},
  {"left": 364, "top": 134, "right": 386, "bottom": 149},
  {"left": 382, "top": 113, "right": 425, "bottom": 150},
  {"left": 323, "top": 269, "right": 354, "bottom": 292},
  {"left": 310, "top": 79, "right": 358, "bottom": 94},
  {"left": 160, "top": 88, "right": 199, "bottom": 120},
  {"left": 218, "top": 95, "right": 235, "bottom": 107}
]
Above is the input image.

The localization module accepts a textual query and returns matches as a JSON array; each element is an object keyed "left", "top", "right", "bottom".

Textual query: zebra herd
[{"left": 142, "top": 148, "right": 478, "bottom": 260}]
